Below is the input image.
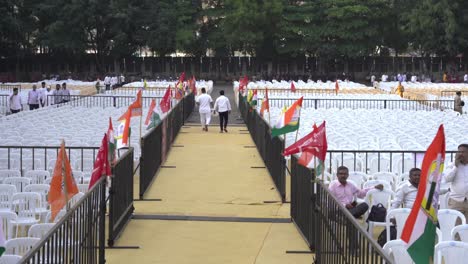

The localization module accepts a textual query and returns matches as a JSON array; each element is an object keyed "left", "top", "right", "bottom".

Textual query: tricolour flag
[
  {"left": 175, "top": 72, "right": 185, "bottom": 100},
  {"left": 144, "top": 99, "right": 156, "bottom": 125},
  {"left": 0, "top": 219, "right": 5, "bottom": 256},
  {"left": 271, "top": 97, "right": 303, "bottom": 138},
  {"left": 107, "top": 117, "right": 116, "bottom": 164},
  {"left": 160, "top": 86, "right": 172, "bottom": 113},
  {"left": 249, "top": 90, "right": 258, "bottom": 108},
  {"left": 48, "top": 140, "right": 79, "bottom": 222},
  {"left": 401, "top": 125, "right": 445, "bottom": 264},
  {"left": 260, "top": 88, "right": 270, "bottom": 117},
  {"left": 291, "top": 82, "right": 296, "bottom": 93},
  {"left": 88, "top": 134, "right": 112, "bottom": 190},
  {"left": 116, "top": 109, "right": 131, "bottom": 149},
  {"left": 118, "top": 89, "right": 142, "bottom": 121}
]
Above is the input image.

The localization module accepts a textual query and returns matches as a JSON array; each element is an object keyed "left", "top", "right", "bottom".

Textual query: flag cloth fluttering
[
  {"left": 116, "top": 108, "right": 131, "bottom": 149},
  {"left": 107, "top": 117, "right": 116, "bottom": 164},
  {"left": 48, "top": 140, "right": 79, "bottom": 222},
  {"left": 283, "top": 121, "right": 327, "bottom": 173},
  {"left": 249, "top": 90, "right": 258, "bottom": 108},
  {"left": 160, "top": 86, "right": 172, "bottom": 113},
  {"left": 88, "top": 134, "right": 112, "bottom": 190},
  {"left": 147, "top": 87, "right": 172, "bottom": 130},
  {"left": 291, "top": 82, "right": 296, "bottom": 93},
  {"left": 260, "top": 88, "right": 270, "bottom": 117},
  {"left": 144, "top": 99, "right": 156, "bottom": 126},
  {"left": 401, "top": 125, "right": 445, "bottom": 264},
  {"left": 335, "top": 80, "right": 339, "bottom": 95},
  {"left": 189, "top": 76, "right": 197, "bottom": 94},
  {"left": 175, "top": 72, "right": 186, "bottom": 100},
  {"left": 118, "top": 89, "right": 142, "bottom": 121},
  {"left": 238, "top": 75, "right": 248, "bottom": 95},
  {"left": 271, "top": 97, "right": 303, "bottom": 138}
]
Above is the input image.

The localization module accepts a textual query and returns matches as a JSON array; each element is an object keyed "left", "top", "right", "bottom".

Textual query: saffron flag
[
  {"left": 190, "top": 76, "right": 197, "bottom": 94},
  {"left": 144, "top": 99, "right": 156, "bottom": 125},
  {"left": 118, "top": 89, "right": 142, "bottom": 121},
  {"left": 335, "top": 80, "right": 339, "bottom": 95},
  {"left": 160, "top": 86, "right": 172, "bottom": 113},
  {"left": 175, "top": 72, "right": 185, "bottom": 100},
  {"left": 116, "top": 109, "right": 131, "bottom": 149},
  {"left": 291, "top": 82, "right": 296, "bottom": 93},
  {"left": 271, "top": 97, "right": 303, "bottom": 138},
  {"left": 0, "top": 219, "right": 5, "bottom": 257},
  {"left": 107, "top": 117, "right": 116, "bottom": 164},
  {"left": 88, "top": 134, "right": 112, "bottom": 190},
  {"left": 401, "top": 125, "right": 445, "bottom": 264},
  {"left": 48, "top": 141, "right": 79, "bottom": 222},
  {"left": 260, "top": 88, "right": 270, "bottom": 117}
]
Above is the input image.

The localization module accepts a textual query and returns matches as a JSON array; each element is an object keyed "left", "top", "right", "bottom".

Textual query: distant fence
[
  {"left": 108, "top": 147, "right": 134, "bottom": 246},
  {"left": 0, "top": 95, "right": 8, "bottom": 115},
  {"left": 139, "top": 93, "right": 195, "bottom": 199},
  {"left": 0, "top": 84, "right": 21, "bottom": 93},
  {"left": 114, "top": 87, "right": 168, "bottom": 95},
  {"left": 440, "top": 90, "right": 468, "bottom": 97},
  {"left": 47, "top": 94, "right": 162, "bottom": 108},
  {"left": 21, "top": 176, "right": 106, "bottom": 263},
  {"left": 252, "top": 88, "right": 336, "bottom": 97},
  {"left": 239, "top": 93, "right": 286, "bottom": 201},
  {"left": 267, "top": 98, "right": 454, "bottom": 110},
  {"left": 290, "top": 155, "right": 391, "bottom": 263}
]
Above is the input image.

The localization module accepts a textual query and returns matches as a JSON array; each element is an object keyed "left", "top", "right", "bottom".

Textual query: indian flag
[
  {"left": 271, "top": 97, "right": 303, "bottom": 138},
  {"left": 107, "top": 117, "right": 116, "bottom": 164},
  {"left": 401, "top": 124, "right": 445, "bottom": 264},
  {"left": 116, "top": 109, "right": 131, "bottom": 149},
  {"left": 0, "top": 218, "right": 5, "bottom": 256},
  {"left": 249, "top": 90, "right": 258, "bottom": 108},
  {"left": 147, "top": 105, "right": 164, "bottom": 130}
]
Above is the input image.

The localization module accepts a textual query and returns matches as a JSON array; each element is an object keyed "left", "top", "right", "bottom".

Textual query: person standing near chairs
[
  {"left": 213, "top": 90, "right": 231, "bottom": 133},
  {"left": 454, "top": 91, "right": 464, "bottom": 115},
  {"left": 396, "top": 81, "right": 404, "bottom": 98},
  {"left": 61, "top": 82, "right": 70, "bottom": 103},
  {"left": 52, "top": 84, "right": 62, "bottom": 105},
  {"left": 196, "top": 88, "right": 213, "bottom": 132},
  {"left": 38, "top": 81, "right": 47, "bottom": 107},
  {"left": 8, "top": 88, "right": 22, "bottom": 114},
  {"left": 27, "top": 84, "right": 40, "bottom": 110},
  {"left": 444, "top": 144, "right": 468, "bottom": 221}
]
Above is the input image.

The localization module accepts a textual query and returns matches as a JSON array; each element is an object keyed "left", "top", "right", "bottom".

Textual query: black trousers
[
  {"left": 347, "top": 202, "right": 369, "bottom": 252},
  {"left": 29, "top": 104, "right": 39, "bottom": 110},
  {"left": 10, "top": 109, "right": 20, "bottom": 114},
  {"left": 219, "top": 111, "right": 228, "bottom": 130}
]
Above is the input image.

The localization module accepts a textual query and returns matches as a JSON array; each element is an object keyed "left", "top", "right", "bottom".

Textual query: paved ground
[{"left": 106, "top": 83, "right": 312, "bottom": 264}]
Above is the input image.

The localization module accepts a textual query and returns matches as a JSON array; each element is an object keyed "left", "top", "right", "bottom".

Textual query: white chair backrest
[
  {"left": 3, "top": 177, "right": 30, "bottom": 192},
  {"left": 348, "top": 171, "right": 368, "bottom": 188},
  {"left": 0, "top": 170, "right": 21, "bottom": 182},
  {"left": 382, "top": 239, "right": 414, "bottom": 264},
  {"left": 439, "top": 193, "right": 449, "bottom": 209},
  {"left": 365, "top": 189, "right": 395, "bottom": 208},
  {"left": 386, "top": 208, "right": 411, "bottom": 242},
  {"left": 46, "top": 210, "right": 66, "bottom": 223},
  {"left": 77, "top": 184, "right": 89, "bottom": 193},
  {"left": 11, "top": 192, "right": 40, "bottom": 219},
  {"left": 24, "top": 184, "right": 50, "bottom": 207},
  {"left": 0, "top": 211, "right": 17, "bottom": 240},
  {"left": 452, "top": 224, "right": 468, "bottom": 243},
  {"left": 5, "top": 237, "right": 40, "bottom": 256},
  {"left": 363, "top": 180, "right": 392, "bottom": 191},
  {"left": 438, "top": 209, "right": 467, "bottom": 241},
  {"left": 68, "top": 192, "right": 84, "bottom": 208},
  {"left": 0, "top": 184, "right": 16, "bottom": 211},
  {"left": 24, "top": 170, "right": 50, "bottom": 184},
  {"left": 372, "top": 172, "right": 396, "bottom": 186},
  {"left": 28, "top": 223, "right": 55, "bottom": 238},
  {"left": 434, "top": 241, "right": 468, "bottom": 264},
  {"left": 0, "top": 254, "right": 23, "bottom": 264}
]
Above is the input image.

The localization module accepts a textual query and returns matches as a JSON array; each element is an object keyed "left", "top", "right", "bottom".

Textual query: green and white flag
[
  {"left": 147, "top": 106, "right": 164, "bottom": 130},
  {"left": 107, "top": 117, "right": 116, "bottom": 164},
  {"left": 0, "top": 218, "right": 6, "bottom": 256},
  {"left": 271, "top": 97, "right": 303, "bottom": 138}
]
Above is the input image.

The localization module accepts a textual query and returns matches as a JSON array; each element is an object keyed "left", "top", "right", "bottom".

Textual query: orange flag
[
  {"left": 144, "top": 99, "right": 156, "bottom": 125},
  {"left": 48, "top": 140, "right": 79, "bottom": 222},
  {"left": 118, "top": 89, "right": 142, "bottom": 121},
  {"left": 260, "top": 88, "right": 270, "bottom": 117},
  {"left": 291, "top": 82, "right": 296, "bottom": 93},
  {"left": 335, "top": 80, "right": 339, "bottom": 95}
]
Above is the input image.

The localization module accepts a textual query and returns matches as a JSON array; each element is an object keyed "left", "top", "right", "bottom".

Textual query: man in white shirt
[
  {"left": 391, "top": 168, "right": 421, "bottom": 209},
  {"left": 27, "top": 84, "right": 40, "bottom": 110},
  {"left": 213, "top": 90, "right": 232, "bottom": 133},
  {"left": 444, "top": 144, "right": 468, "bottom": 221},
  {"left": 61, "top": 82, "right": 71, "bottom": 103},
  {"left": 38, "top": 81, "right": 47, "bottom": 107},
  {"left": 52, "top": 84, "right": 62, "bottom": 105},
  {"left": 9, "top": 88, "right": 22, "bottom": 114},
  {"left": 196, "top": 88, "right": 213, "bottom": 131}
]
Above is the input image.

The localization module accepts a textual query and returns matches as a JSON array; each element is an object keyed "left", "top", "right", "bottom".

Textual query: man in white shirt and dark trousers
[
  {"left": 28, "top": 84, "right": 40, "bottom": 110},
  {"left": 445, "top": 144, "right": 468, "bottom": 221},
  {"left": 391, "top": 168, "right": 421, "bottom": 209},
  {"left": 196, "top": 88, "right": 213, "bottom": 132},
  {"left": 213, "top": 90, "right": 231, "bottom": 133},
  {"left": 9, "top": 88, "right": 22, "bottom": 114},
  {"left": 38, "top": 82, "right": 47, "bottom": 107}
]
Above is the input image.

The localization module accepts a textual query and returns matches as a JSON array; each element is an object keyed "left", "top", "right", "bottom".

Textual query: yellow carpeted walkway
[{"left": 106, "top": 125, "right": 312, "bottom": 264}]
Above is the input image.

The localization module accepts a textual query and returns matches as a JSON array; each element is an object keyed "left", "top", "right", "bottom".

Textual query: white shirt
[
  {"left": 391, "top": 181, "right": 418, "bottom": 209},
  {"left": 196, "top": 93, "right": 212, "bottom": 114},
  {"left": 45, "top": 90, "right": 54, "bottom": 106},
  {"left": 444, "top": 164, "right": 468, "bottom": 202},
  {"left": 28, "top": 90, "right": 40, "bottom": 104},
  {"left": 464, "top": 74, "right": 468, "bottom": 82},
  {"left": 38, "top": 87, "right": 47, "bottom": 103},
  {"left": 214, "top": 95, "right": 231, "bottom": 113},
  {"left": 9, "top": 94, "right": 22, "bottom": 110}
]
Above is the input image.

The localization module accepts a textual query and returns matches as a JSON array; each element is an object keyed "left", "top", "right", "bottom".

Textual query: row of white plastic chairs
[{"left": 0, "top": 170, "right": 91, "bottom": 186}]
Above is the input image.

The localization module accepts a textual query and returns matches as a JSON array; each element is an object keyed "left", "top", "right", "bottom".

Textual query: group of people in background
[
  {"left": 8, "top": 82, "right": 70, "bottom": 114},
  {"left": 196, "top": 88, "right": 232, "bottom": 133}
]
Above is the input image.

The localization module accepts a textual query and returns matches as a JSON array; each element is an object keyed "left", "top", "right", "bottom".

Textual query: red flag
[
  {"left": 260, "top": 88, "right": 270, "bottom": 117},
  {"left": 291, "top": 82, "right": 296, "bottom": 93},
  {"left": 88, "top": 134, "right": 112, "bottom": 190},
  {"left": 118, "top": 89, "right": 142, "bottom": 121},
  {"left": 160, "top": 86, "right": 172, "bottom": 113},
  {"left": 190, "top": 76, "right": 197, "bottom": 94},
  {"left": 144, "top": 99, "right": 156, "bottom": 125},
  {"left": 335, "top": 80, "right": 339, "bottom": 95},
  {"left": 239, "top": 75, "right": 249, "bottom": 93},
  {"left": 283, "top": 121, "right": 328, "bottom": 161},
  {"left": 48, "top": 141, "right": 79, "bottom": 221}
]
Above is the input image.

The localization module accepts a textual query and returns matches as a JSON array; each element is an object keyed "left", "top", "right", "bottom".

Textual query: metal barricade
[
  {"left": 46, "top": 95, "right": 162, "bottom": 108},
  {"left": 21, "top": 176, "right": 106, "bottom": 263}
]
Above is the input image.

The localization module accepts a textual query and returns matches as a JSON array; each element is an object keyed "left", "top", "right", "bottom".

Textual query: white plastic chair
[
  {"left": 365, "top": 189, "right": 395, "bottom": 236},
  {"left": 372, "top": 172, "right": 397, "bottom": 189},
  {"left": 77, "top": 184, "right": 89, "bottom": 193},
  {"left": 10, "top": 192, "right": 41, "bottom": 237},
  {"left": 452, "top": 224, "right": 468, "bottom": 242},
  {"left": 46, "top": 210, "right": 66, "bottom": 223},
  {"left": 348, "top": 171, "right": 369, "bottom": 188},
  {"left": 438, "top": 209, "right": 467, "bottom": 241},
  {"left": 0, "top": 170, "right": 21, "bottom": 183},
  {"left": 434, "top": 241, "right": 468, "bottom": 264},
  {"left": 3, "top": 177, "right": 30, "bottom": 192},
  {"left": 28, "top": 223, "right": 55, "bottom": 238},
  {"left": 0, "top": 254, "right": 23, "bottom": 264},
  {"left": 0, "top": 184, "right": 16, "bottom": 212},
  {"left": 5, "top": 237, "right": 40, "bottom": 256},
  {"left": 24, "top": 170, "right": 50, "bottom": 184},
  {"left": 0, "top": 211, "right": 18, "bottom": 239},
  {"left": 24, "top": 184, "right": 50, "bottom": 222},
  {"left": 68, "top": 192, "right": 84, "bottom": 208},
  {"left": 382, "top": 239, "right": 413, "bottom": 264},
  {"left": 439, "top": 192, "right": 449, "bottom": 209},
  {"left": 385, "top": 208, "right": 411, "bottom": 244},
  {"left": 363, "top": 180, "right": 392, "bottom": 191}
]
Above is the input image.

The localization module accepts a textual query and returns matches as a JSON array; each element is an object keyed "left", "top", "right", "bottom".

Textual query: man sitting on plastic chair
[
  {"left": 391, "top": 168, "right": 421, "bottom": 210},
  {"left": 329, "top": 166, "right": 383, "bottom": 219}
]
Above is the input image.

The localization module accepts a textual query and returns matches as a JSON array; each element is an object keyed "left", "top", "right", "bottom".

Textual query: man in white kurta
[
  {"left": 196, "top": 88, "right": 213, "bottom": 131},
  {"left": 444, "top": 144, "right": 468, "bottom": 221}
]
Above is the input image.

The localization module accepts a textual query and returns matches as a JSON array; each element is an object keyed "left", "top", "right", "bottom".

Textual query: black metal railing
[
  {"left": 113, "top": 87, "right": 168, "bottom": 94},
  {"left": 46, "top": 95, "right": 163, "bottom": 108},
  {"left": 108, "top": 147, "right": 134, "bottom": 246},
  {"left": 21, "top": 176, "right": 106, "bottom": 263},
  {"left": 239, "top": 93, "right": 286, "bottom": 201},
  {"left": 252, "top": 88, "right": 337, "bottom": 97},
  {"left": 440, "top": 90, "right": 468, "bottom": 97},
  {"left": 0, "top": 84, "right": 21, "bottom": 93},
  {"left": 267, "top": 98, "right": 454, "bottom": 110},
  {"left": 324, "top": 150, "right": 458, "bottom": 176},
  {"left": 139, "top": 93, "right": 194, "bottom": 199},
  {"left": 314, "top": 180, "right": 391, "bottom": 263}
]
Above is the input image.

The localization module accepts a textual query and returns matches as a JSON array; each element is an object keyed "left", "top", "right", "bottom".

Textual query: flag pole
[
  {"left": 62, "top": 139, "right": 70, "bottom": 212},
  {"left": 139, "top": 114, "right": 142, "bottom": 140}
]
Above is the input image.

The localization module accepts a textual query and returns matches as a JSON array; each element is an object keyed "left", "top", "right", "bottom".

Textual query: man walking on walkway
[
  {"left": 196, "top": 88, "right": 213, "bottom": 131},
  {"left": 213, "top": 90, "right": 231, "bottom": 133}
]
